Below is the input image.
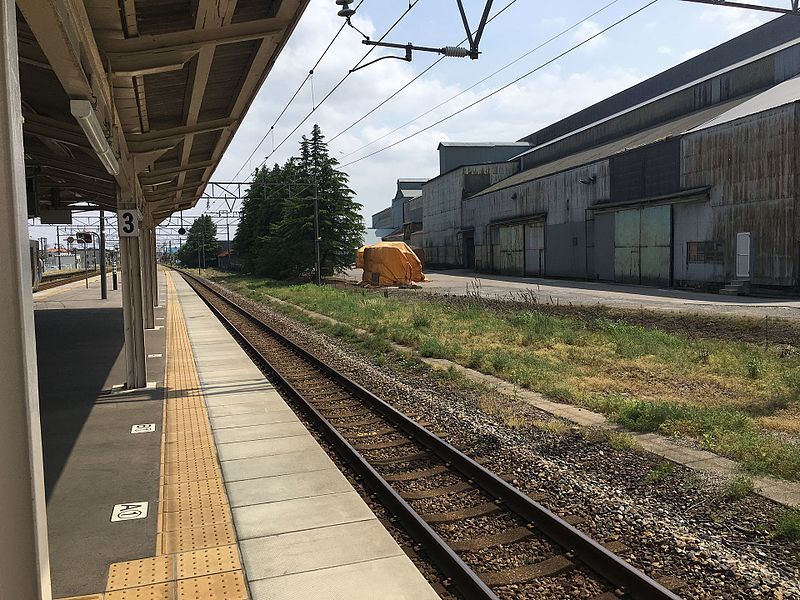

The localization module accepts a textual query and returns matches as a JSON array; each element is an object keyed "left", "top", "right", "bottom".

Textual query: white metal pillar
[
  {"left": 140, "top": 216, "right": 154, "bottom": 330},
  {"left": 0, "top": 0, "right": 52, "bottom": 596},
  {"left": 119, "top": 198, "right": 147, "bottom": 389}
]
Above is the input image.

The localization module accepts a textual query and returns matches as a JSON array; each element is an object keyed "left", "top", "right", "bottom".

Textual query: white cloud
[
  {"left": 572, "top": 20, "right": 608, "bottom": 50},
  {"left": 657, "top": 46, "right": 672, "bottom": 55},
  {"left": 698, "top": 3, "right": 770, "bottom": 37}
]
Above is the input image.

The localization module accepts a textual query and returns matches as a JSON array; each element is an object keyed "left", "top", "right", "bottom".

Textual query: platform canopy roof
[{"left": 17, "top": 0, "right": 308, "bottom": 223}]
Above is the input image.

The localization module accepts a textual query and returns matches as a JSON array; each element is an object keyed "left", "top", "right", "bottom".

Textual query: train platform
[
  {"left": 35, "top": 271, "right": 167, "bottom": 598},
  {"left": 36, "top": 270, "right": 438, "bottom": 600}
]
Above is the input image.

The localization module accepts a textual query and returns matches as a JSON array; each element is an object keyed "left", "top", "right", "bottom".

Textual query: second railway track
[{"left": 180, "top": 270, "right": 681, "bottom": 600}]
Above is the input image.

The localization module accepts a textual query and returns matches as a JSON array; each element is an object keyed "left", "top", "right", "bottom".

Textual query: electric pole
[{"left": 313, "top": 175, "right": 321, "bottom": 286}]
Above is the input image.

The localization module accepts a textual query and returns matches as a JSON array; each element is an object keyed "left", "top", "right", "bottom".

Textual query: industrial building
[
  {"left": 375, "top": 15, "right": 800, "bottom": 293},
  {"left": 371, "top": 178, "right": 426, "bottom": 242}
]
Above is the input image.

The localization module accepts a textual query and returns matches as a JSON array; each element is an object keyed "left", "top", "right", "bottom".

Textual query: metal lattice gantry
[
  {"left": 199, "top": 181, "right": 253, "bottom": 212},
  {"left": 680, "top": 0, "right": 800, "bottom": 15},
  {"left": 198, "top": 179, "right": 319, "bottom": 212}
]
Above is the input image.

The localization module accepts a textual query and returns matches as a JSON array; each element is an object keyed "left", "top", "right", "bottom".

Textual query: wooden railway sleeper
[
  {"left": 448, "top": 526, "right": 535, "bottom": 552},
  {"left": 478, "top": 554, "right": 575, "bottom": 586}
]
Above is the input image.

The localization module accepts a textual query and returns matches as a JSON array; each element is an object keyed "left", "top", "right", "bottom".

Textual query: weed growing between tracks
[
  {"left": 775, "top": 508, "right": 800, "bottom": 543},
  {"left": 204, "top": 270, "right": 800, "bottom": 481}
]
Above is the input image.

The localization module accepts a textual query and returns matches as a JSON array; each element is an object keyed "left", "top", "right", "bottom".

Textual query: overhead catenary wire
[
  {"left": 247, "top": 0, "right": 424, "bottom": 176},
  {"left": 232, "top": 0, "right": 369, "bottom": 180},
  {"left": 337, "top": 0, "right": 623, "bottom": 160},
  {"left": 342, "top": 0, "right": 659, "bottom": 168},
  {"left": 328, "top": 0, "right": 520, "bottom": 145}
]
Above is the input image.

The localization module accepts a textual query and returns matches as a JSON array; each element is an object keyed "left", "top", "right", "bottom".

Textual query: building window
[{"left": 687, "top": 241, "right": 723, "bottom": 264}]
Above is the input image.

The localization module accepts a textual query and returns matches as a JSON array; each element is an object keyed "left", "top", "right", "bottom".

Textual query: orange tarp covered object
[{"left": 356, "top": 242, "right": 425, "bottom": 287}]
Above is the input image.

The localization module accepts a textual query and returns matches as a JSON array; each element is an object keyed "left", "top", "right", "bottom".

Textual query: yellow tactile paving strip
[{"left": 59, "top": 272, "right": 248, "bottom": 600}]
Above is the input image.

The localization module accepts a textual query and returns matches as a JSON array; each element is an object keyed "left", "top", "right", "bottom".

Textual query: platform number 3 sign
[{"left": 117, "top": 209, "right": 140, "bottom": 237}]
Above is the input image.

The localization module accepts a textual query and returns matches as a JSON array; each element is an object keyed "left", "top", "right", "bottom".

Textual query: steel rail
[
  {"left": 37, "top": 269, "right": 98, "bottom": 291},
  {"left": 180, "top": 271, "right": 497, "bottom": 600},
  {"left": 179, "top": 270, "right": 681, "bottom": 600}
]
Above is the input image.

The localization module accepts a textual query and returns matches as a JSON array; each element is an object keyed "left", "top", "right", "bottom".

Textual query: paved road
[{"left": 343, "top": 269, "right": 800, "bottom": 319}]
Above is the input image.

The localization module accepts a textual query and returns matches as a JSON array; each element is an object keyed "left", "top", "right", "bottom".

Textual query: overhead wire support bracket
[
  {"left": 338, "top": 0, "right": 493, "bottom": 67},
  {"left": 350, "top": 43, "right": 413, "bottom": 72}
]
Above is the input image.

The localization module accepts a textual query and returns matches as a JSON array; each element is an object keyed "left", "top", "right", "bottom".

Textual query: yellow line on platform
[{"left": 58, "top": 272, "right": 247, "bottom": 600}]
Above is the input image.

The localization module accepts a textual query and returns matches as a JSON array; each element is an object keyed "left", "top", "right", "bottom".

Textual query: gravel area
[{"left": 203, "top": 276, "right": 800, "bottom": 599}]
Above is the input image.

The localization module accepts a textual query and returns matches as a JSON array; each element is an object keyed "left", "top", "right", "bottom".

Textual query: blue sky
[{"left": 29, "top": 0, "right": 776, "bottom": 249}]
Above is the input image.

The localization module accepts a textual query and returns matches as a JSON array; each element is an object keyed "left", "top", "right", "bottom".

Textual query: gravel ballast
[{"left": 204, "top": 277, "right": 800, "bottom": 599}]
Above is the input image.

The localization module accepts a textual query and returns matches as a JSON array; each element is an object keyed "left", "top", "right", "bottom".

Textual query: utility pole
[
  {"left": 225, "top": 212, "right": 231, "bottom": 270},
  {"left": 313, "top": 176, "right": 321, "bottom": 286},
  {"left": 197, "top": 233, "right": 201, "bottom": 275}
]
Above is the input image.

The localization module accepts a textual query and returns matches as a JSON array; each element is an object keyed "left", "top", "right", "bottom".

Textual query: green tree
[
  {"left": 233, "top": 163, "right": 289, "bottom": 273},
  {"left": 235, "top": 124, "right": 364, "bottom": 279},
  {"left": 271, "top": 124, "right": 364, "bottom": 278},
  {"left": 176, "top": 215, "right": 220, "bottom": 268}
]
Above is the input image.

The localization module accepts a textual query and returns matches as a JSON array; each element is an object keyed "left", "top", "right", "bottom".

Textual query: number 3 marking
[{"left": 122, "top": 212, "right": 134, "bottom": 234}]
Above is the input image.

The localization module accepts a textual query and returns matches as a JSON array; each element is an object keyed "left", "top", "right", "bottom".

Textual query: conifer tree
[
  {"left": 235, "top": 124, "right": 364, "bottom": 279},
  {"left": 233, "top": 164, "right": 288, "bottom": 273},
  {"left": 271, "top": 124, "right": 364, "bottom": 277},
  {"left": 176, "top": 215, "right": 219, "bottom": 267}
]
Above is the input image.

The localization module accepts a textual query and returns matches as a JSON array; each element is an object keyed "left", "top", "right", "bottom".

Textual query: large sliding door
[
  {"left": 524, "top": 221, "right": 545, "bottom": 276},
  {"left": 613, "top": 205, "right": 672, "bottom": 286},
  {"left": 492, "top": 223, "right": 524, "bottom": 275},
  {"left": 614, "top": 209, "right": 641, "bottom": 284}
]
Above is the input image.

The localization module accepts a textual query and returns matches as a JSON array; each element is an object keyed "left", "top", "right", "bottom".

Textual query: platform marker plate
[
  {"left": 131, "top": 423, "right": 156, "bottom": 434},
  {"left": 147, "top": 353, "right": 163, "bottom": 358},
  {"left": 111, "top": 501, "right": 149, "bottom": 522}
]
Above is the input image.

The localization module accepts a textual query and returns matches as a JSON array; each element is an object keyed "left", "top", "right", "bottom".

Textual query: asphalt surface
[
  {"left": 34, "top": 274, "right": 167, "bottom": 597},
  {"left": 344, "top": 269, "right": 800, "bottom": 320}
]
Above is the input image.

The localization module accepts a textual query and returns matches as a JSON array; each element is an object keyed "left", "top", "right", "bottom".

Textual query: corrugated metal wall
[
  {"left": 610, "top": 139, "right": 680, "bottom": 202},
  {"left": 467, "top": 162, "right": 609, "bottom": 275},
  {"left": 673, "top": 201, "right": 723, "bottom": 285},
  {"left": 423, "top": 162, "right": 518, "bottom": 267},
  {"left": 682, "top": 104, "right": 798, "bottom": 287}
]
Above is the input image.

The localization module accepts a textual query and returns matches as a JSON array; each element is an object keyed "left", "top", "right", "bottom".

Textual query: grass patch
[
  {"left": 773, "top": 508, "right": 800, "bottom": 543},
  {"left": 503, "top": 413, "right": 528, "bottom": 429},
  {"left": 605, "top": 431, "right": 640, "bottom": 451},
  {"left": 531, "top": 419, "right": 572, "bottom": 437},
  {"left": 411, "top": 309, "right": 432, "bottom": 329},
  {"left": 201, "top": 269, "right": 800, "bottom": 481},
  {"left": 723, "top": 475, "right": 755, "bottom": 500},
  {"left": 747, "top": 357, "right": 763, "bottom": 380},
  {"left": 644, "top": 460, "right": 675, "bottom": 484},
  {"left": 590, "top": 395, "right": 800, "bottom": 480},
  {"left": 419, "top": 337, "right": 450, "bottom": 359}
]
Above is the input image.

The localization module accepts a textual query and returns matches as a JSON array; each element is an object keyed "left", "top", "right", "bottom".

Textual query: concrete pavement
[{"left": 343, "top": 269, "right": 800, "bottom": 319}]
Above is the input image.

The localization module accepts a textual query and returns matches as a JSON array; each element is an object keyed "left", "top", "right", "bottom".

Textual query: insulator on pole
[{"left": 442, "top": 46, "right": 469, "bottom": 58}]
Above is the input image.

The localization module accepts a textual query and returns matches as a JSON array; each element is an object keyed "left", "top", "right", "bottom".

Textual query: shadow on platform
[{"left": 35, "top": 307, "right": 123, "bottom": 499}]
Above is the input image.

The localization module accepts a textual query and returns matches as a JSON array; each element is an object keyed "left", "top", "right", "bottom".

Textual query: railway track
[
  {"left": 37, "top": 270, "right": 96, "bottom": 291},
  {"left": 180, "top": 270, "right": 681, "bottom": 600}
]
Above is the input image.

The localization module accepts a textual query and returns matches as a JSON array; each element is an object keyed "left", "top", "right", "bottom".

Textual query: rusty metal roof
[
  {"left": 473, "top": 94, "right": 758, "bottom": 198},
  {"left": 17, "top": 0, "right": 308, "bottom": 222}
]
